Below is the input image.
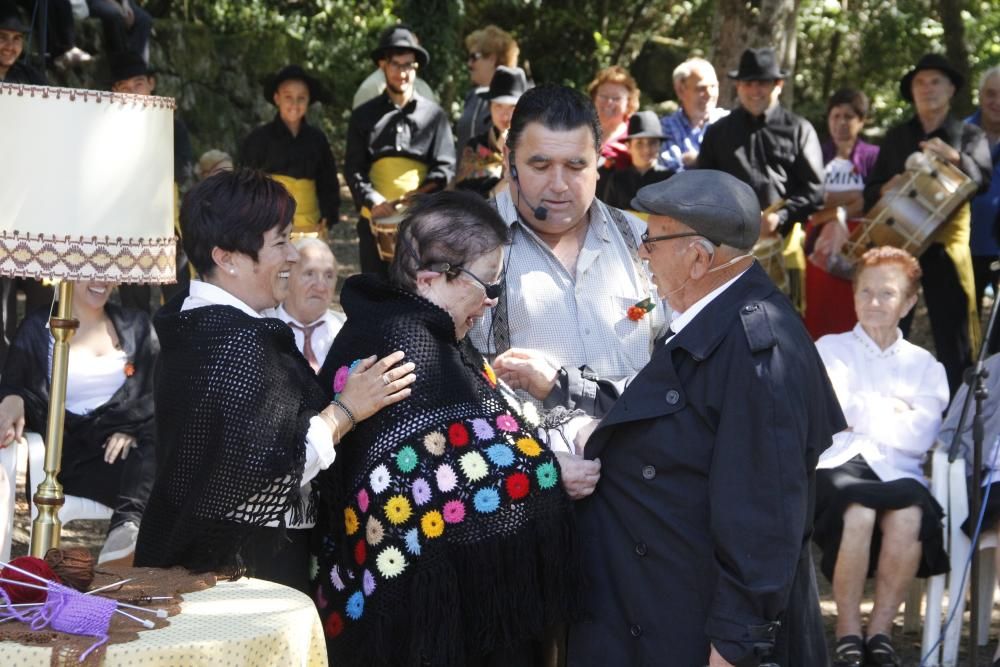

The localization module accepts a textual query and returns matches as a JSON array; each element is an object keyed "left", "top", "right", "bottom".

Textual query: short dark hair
[
  {"left": 827, "top": 88, "right": 869, "bottom": 120},
  {"left": 390, "top": 190, "right": 509, "bottom": 292},
  {"left": 180, "top": 168, "right": 295, "bottom": 278},
  {"left": 506, "top": 84, "right": 602, "bottom": 154}
]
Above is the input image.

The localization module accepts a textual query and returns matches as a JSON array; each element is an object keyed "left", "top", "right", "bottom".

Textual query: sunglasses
[
  {"left": 427, "top": 262, "right": 504, "bottom": 299},
  {"left": 467, "top": 52, "right": 485, "bottom": 63}
]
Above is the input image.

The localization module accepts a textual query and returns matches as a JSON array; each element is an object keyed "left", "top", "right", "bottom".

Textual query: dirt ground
[{"left": 10, "top": 200, "right": 1000, "bottom": 666}]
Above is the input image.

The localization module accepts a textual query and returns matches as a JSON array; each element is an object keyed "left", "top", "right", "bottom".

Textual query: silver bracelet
[{"left": 330, "top": 398, "right": 356, "bottom": 431}]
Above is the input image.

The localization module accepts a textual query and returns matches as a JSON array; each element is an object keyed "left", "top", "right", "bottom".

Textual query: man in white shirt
[
  {"left": 471, "top": 84, "right": 664, "bottom": 412},
  {"left": 267, "top": 238, "right": 345, "bottom": 372}
]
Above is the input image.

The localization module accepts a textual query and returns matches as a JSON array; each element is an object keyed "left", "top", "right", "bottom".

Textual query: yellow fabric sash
[
  {"left": 932, "top": 202, "right": 980, "bottom": 350},
  {"left": 366, "top": 157, "right": 428, "bottom": 217},
  {"left": 269, "top": 174, "right": 321, "bottom": 232},
  {"left": 782, "top": 222, "right": 806, "bottom": 314}
]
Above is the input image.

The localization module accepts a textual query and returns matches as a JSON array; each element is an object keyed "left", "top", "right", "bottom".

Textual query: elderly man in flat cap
[
  {"left": 864, "top": 53, "right": 992, "bottom": 395},
  {"left": 564, "top": 170, "right": 845, "bottom": 667}
]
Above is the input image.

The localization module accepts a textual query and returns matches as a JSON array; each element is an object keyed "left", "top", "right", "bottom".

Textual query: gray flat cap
[{"left": 631, "top": 170, "right": 761, "bottom": 250}]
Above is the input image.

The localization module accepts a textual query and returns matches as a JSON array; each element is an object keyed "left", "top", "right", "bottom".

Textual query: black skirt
[
  {"left": 961, "top": 479, "right": 1000, "bottom": 537},
  {"left": 813, "top": 455, "right": 949, "bottom": 581}
]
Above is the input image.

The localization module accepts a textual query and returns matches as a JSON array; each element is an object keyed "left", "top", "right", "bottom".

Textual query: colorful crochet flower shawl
[{"left": 315, "top": 275, "right": 579, "bottom": 667}]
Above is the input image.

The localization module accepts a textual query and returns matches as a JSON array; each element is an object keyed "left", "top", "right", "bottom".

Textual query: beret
[{"left": 631, "top": 170, "right": 761, "bottom": 250}]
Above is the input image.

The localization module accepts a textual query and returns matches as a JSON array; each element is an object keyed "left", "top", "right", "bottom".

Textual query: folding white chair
[
  {"left": 927, "top": 447, "right": 999, "bottom": 667},
  {"left": 24, "top": 432, "right": 112, "bottom": 540}
]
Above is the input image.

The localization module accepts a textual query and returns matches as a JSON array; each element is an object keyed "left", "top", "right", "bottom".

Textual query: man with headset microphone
[
  {"left": 467, "top": 84, "right": 664, "bottom": 499},
  {"left": 469, "top": 85, "right": 665, "bottom": 428}
]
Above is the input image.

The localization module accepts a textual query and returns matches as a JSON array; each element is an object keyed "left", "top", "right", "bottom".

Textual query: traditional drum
[
  {"left": 370, "top": 211, "right": 406, "bottom": 263},
  {"left": 844, "top": 150, "right": 976, "bottom": 261},
  {"left": 752, "top": 236, "right": 789, "bottom": 294}
]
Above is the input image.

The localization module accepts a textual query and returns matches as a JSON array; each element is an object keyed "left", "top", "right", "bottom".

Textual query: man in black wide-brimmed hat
[
  {"left": 345, "top": 24, "right": 455, "bottom": 276},
  {"left": 864, "top": 54, "right": 991, "bottom": 399},
  {"left": 239, "top": 64, "right": 340, "bottom": 238},
  {"left": 697, "top": 47, "right": 825, "bottom": 308}
]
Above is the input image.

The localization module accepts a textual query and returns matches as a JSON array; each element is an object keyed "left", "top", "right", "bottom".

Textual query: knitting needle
[
  {"left": 0, "top": 563, "right": 166, "bottom": 616},
  {"left": 0, "top": 561, "right": 134, "bottom": 597},
  {"left": 87, "top": 578, "right": 135, "bottom": 595},
  {"left": 0, "top": 578, "right": 167, "bottom": 618},
  {"left": 1, "top": 599, "right": 156, "bottom": 627}
]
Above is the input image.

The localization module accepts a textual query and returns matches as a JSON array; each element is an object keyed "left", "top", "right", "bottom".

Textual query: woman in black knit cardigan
[
  {"left": 315, "top": 191, "right": 579, "bottom": 667},
  {"left": 134, "top": 169, "right": 415, "bottom": 590}
]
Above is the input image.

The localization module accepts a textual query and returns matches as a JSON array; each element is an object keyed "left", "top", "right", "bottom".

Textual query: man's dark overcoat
[{"left": 566, "top": 263, "right": 845, "bottom": 667}]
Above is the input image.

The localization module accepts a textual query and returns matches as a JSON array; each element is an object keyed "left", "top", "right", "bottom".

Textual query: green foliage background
[{"left": 142, "top": 0, "right": 1000, "bottom": 151}]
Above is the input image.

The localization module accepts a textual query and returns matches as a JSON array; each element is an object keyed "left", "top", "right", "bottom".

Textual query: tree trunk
[
  {"left": 938, "top": 0, "right": 973, "bottom": 117},
  {"left": 710, "top": 0, "right": 800, "bottom": 109}
]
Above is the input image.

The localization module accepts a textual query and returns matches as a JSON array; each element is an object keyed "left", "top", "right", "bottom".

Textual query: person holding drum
[
  {"left": 812, "top": 246, "right": 949, "bottom": 667},
  {"left": 239, "top": 65, "right": 340, "bottom": 239},
  {"left": 345, "top": 25, "right": 456, "bottom": 277},
  {"left": 864, "top": 53, "right": 992, "bottom": 395},
  {"left": 804, "top": 89, "right": 881, "bottom": 339},
  {"left": 697, "top": 47, "right": 825, "bottom": 311}
]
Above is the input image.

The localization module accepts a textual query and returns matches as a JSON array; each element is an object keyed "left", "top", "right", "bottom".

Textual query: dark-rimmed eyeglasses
[
  {"left": 387, "top": 59, "right": 419, "bottom": 73},
  {"left": 427, "top": 262, "right": 504, "bottom": 299},
  {"left": 640, "top": 231, "right": 702, "bottom": 253},
  {"left": 467, "top": 52, "right": 485, "bottom": 63}
]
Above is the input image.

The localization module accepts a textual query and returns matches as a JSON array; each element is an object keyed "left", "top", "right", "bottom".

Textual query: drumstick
[{"left": 762, "top": 199, "right": 787, "bottom": 216}]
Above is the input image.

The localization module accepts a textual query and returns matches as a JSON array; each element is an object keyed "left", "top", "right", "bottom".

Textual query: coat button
[
  {"left": 635, "top": 542, "right": 647, "bottom": 556},
  {"left": 630, "top": 624, "right": 642, "bottom": 638},
  {"left": 665, "top": 389, "right": 680, "bottom": 405},
  {"left": 742, "top": 303, "right": 759, "bottom": 314},
  {"left": 642, "top": 465, "right": 656, "bottom": 480}
]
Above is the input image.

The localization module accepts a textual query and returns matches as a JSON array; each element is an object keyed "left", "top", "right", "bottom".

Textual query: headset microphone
[{"left": 508, "top": 155, "right": 549, "bottom": 221}]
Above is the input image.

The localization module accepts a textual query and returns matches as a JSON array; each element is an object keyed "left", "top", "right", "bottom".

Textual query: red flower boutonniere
[
  {"left": 627, "top": 297, "right": 656, "bottom": 321},
  {"left": 124, "top": 362, "right": 135, "bottom": 377}
]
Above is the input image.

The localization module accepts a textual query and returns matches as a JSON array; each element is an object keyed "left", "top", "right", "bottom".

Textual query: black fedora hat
[
  {"left": 0, "top": 5, "right": 29, "bottom": 33},
  {"left": 109, "top": 52, "right": 154, "bottom": 85},
  {"left": 264, "top": 65, "right": 328, "bottom": 105},
  {"left": 899, "top": 53, "right": 963, "bottom": 103},
  {"left": 626, "top": 111, "right": 666, "bottom": 140},
  {"left": 479, "top": 66, "right": 529, "bottom": 104},
  {"left": 370, "top": 24, "right": 430, "bottom": 69},
  {"left": 728, "top": 47, "right": 788, "bottom": 81}
]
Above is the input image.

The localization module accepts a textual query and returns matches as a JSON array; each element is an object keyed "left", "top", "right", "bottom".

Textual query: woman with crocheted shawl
[
  {"left": 315, "top": 191, "right": 579, "bottom": 667},
  {"left": 134, "top": 170, "right": 415, "bottom": 590}
]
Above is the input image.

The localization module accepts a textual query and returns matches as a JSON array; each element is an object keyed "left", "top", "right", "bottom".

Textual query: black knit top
[
  {"left": 314, "top": 275, "right": 579, "bottom": 667},
  {"left": 134, "top": 298, "right": 328, "bottom": 574}
]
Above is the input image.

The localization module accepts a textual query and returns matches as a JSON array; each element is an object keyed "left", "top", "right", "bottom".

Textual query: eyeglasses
[
  {"left": 596, "top": 94, "right": 627, "bottom": 104},
  {"left": 427, "top": 262, "right": 504, "bottom": 299},
  {"left": 467, "top": 52, "right": 485, "bottom": 63},
  {"left": 640, "top": 231, "right": 702, "bottom": 253},
  {"left": 387, "top": 59, "right": 419, "bottom": 73}
]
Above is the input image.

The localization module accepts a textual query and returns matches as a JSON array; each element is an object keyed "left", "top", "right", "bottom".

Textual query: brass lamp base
[{"left": 29, "top": 280, "right": 78, "bottom": 557}]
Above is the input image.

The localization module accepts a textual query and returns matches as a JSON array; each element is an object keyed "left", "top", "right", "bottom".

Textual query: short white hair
[
  {"left": 673, "top": 57, "right": 716, "bottom": 86},
  {"left": 980, "top": 65, "right": 1000, "bottom": 92},
  {"left": 292, "top": 237, "right": 336, "bottom": 264}
]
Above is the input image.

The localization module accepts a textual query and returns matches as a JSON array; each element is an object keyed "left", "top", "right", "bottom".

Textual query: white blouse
[
  {"left": 65, "top": 347, "right": 127, "bottom": 415},
  {"left": 816, "top": 323, "right": 949, "bottom": 486}
]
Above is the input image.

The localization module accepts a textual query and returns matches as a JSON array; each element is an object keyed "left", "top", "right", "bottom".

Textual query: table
[{"left": 0, "top": 577, "right": 328, "bottom": 666}]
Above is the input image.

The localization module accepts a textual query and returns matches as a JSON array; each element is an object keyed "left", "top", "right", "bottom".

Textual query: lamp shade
[{"left": 0, "top": 84, "right": 176, "bottom": 284}]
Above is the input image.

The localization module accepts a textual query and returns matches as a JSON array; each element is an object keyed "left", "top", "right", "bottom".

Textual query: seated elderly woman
[
  {"left": 314, "top": 190, "right": 578, "bottom": 667},
  {"left": 134, "top": 169, "right": 415, "bottom": 591},
  {"left": 813, "top": 246, "right": 949, "bottom": 667},
  {"left": 0, "top": 279, "right": 158, "bottom": 564}
]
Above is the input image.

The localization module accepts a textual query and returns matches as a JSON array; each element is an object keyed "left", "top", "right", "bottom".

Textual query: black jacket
[
  {"left": 698, "top": 105, "right": 825, "bottom": 235},
  {"left": 566, "top": 264, "right": 845, "bottom": 667},
  {"left": 0, "top": 304, "right": 157, "bottom": 504}
]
